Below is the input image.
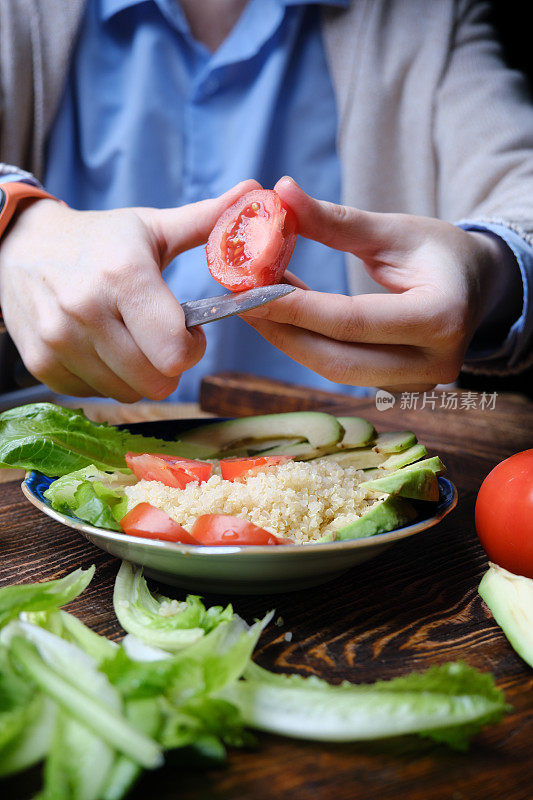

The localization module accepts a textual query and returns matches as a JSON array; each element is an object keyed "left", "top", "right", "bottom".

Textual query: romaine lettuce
[
  {"left": 0, "top": 562, "right": 511, "bottom": 800},
  {"left": 0, "top": 402, "right": 212, "bottom": 477},
  {"left": 113, "top": 561, "right": 234, "bottom": 652},
  {"left": 0, "top": 567, "right": 94, "bottom": 628},
  {"left": 223, "top": 661, "right": 508, "bottom": 751}
]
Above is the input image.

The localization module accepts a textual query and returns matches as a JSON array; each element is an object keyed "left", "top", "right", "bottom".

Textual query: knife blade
[{"left": 181, "top": 284, "right": 295, "bottom": 328}]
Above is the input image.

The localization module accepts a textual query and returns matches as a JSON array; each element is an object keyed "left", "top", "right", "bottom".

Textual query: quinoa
[{"left": 124, "top": 459, "right": 382, "bottom": 544}]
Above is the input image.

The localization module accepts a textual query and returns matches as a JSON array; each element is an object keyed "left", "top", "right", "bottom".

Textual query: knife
[{"left": 181, "top": 284, "right": 295, "bottom": 328}]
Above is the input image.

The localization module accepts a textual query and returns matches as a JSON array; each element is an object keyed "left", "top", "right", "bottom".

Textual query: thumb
[
  {"left": 274, "top": 176, "right": 410, "bottom": 259},
  {"left": 136, "top": 179, "right": 262, "bottom": 266}
]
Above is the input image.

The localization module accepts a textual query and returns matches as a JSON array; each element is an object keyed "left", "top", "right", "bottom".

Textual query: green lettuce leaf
[
  {"left": 0, "top": 402, "right": 213, "bottom": 476},
  {"left": 0, "top": 644, "right": 53, "bottom": 777},
  {"left": 103, "top": 610, "right": 273, "bottom": 702},
  {"left": 44, "top": 465, "right": 135, "bottom": 510},
  {"left": 0, "top": 692, "right": 56, "bottom": 778},
  {"left": 100, "top": 698, "right": 162, "bottom": 800},
  {"left": 113, "top": 562, "right": 234, "bottom": 652},
  {"left": 222, "top": 661, "right": 508, "bottom": 751},
  {"left": 0, "top": 567, "right": 95, "bottom": 628},
  {"left": 22, "top": 610, "right": 117, "bottom": 666},
  {"left": 158, "top": 695, "right": 254, "bottom": 752},
  {"left": 8, "top": 631, "right": 162, "bottom": 770},
  {"left": 44, "top": 466, "right": 135, "bottom": 530},
  {"left": 41, "top": 709, "right": 115, "bottom": 800},
  {"left": 71, "top": 482, "right": 124, "bottom": 531}
]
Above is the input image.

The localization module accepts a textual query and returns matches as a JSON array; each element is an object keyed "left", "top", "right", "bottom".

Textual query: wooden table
[{"left": 1, "top": 373, "right": 532, "bottom": 800}]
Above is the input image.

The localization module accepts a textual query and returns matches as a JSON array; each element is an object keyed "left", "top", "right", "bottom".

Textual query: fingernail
[{"left": 276, "top": 176, "right": 297, "bottom": 191}]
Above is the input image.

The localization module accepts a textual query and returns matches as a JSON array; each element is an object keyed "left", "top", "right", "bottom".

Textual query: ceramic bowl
[{"left": 21, "top": 418, "right": 458, "bottom": 594}]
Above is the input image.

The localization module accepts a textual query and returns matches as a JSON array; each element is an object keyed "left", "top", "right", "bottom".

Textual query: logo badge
[{"left": 375, "top": 390, "right": 396, "bottom": 411}]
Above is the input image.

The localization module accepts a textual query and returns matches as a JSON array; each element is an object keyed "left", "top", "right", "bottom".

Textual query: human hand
[
  {"left": 0, "top": 180, "right": 259, "bottom": 401},
  {"left": 240, "top": 177, "right": 521, "bottom": 391}
]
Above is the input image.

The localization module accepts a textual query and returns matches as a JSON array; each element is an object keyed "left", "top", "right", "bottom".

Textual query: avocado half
[{"left": 479, "top": 563, "right": 533, "bottom": 668}]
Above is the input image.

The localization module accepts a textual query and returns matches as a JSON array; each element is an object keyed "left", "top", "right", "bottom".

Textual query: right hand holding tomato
[
  {"left": 0, "top": 180, "right": 259, "bottom": 401},
  {"left": 240, "top": 177, "right": 523, "bottom": 392}
]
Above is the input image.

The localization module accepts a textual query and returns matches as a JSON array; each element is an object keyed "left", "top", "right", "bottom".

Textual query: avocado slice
[
  {"left": 479, "top": 563, "right": 533, "bottom": 668},
  {"left": 179, "top": 412, "right": 344, "bottom": 454},
  {"left": 321, "top": 448, "right": 386, "bottom": 469},
  {"left": 257, "top": 441, "right": 336, "bottom": 460},
  {"left": 373, "top": 431, "right": 417, "bottom": 454},
  {"left": 336, "top": 416, "right": 376, "bottom": 448},
  {"left": 247, "top": 437, "right": 306, "bottom": 454},
  {"left": 334, "top": 496, "right": 418, "bottom": 540},
  {"left": 359, "top": 467, "right": 440, "bottom": 501},
  {"left": 359, "top": 467, "right": 385, "bottom": 480},
  {"left": 399, "top": 456, "right": 446, "bottom": 476},
  {"left": 379, "top": 443, "right": 427, "bottom": 470},
  {"left": 314, "top": 531, "right": 336, "bottom": 543}
]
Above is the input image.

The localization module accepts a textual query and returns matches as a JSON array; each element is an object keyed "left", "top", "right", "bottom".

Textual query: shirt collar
[
  {"left": 101, "top": 0, "right": 349, "bottom": 23},
  {"left": 283, "top": 1, "right": 349, "bottom": 6},
  {"left": 101, "top": 0, "right": 147, "bottom": 21}
]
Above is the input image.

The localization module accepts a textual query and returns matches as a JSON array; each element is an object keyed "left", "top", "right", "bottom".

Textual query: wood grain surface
[{"left": 1, "top": 373, "right": 532, "bottom": 800}]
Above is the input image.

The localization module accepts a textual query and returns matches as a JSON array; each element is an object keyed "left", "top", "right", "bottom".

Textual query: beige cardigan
[{"left": 1, "top": 0, "right": 533, "bottom": 373}]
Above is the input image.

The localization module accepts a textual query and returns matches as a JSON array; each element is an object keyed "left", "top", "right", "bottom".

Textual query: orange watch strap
[{"left": 0, "top": 182, "right": 60, "bottom": 239}]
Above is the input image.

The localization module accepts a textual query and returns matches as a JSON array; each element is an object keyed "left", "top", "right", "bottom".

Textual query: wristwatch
[{"left": 0, "top": 181, "right": 59, "bottom": 239}]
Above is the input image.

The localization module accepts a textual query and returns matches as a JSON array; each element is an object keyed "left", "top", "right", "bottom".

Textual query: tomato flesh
[
  {"left": 220, "top": 455, "right": 293, "bottom": 482},
  {"left": 206, "top": 189, "right": 297, "bottom": 291},
  {"left": 125, "top": 453, "right": 212, "bottom": 489},
  {"left": 190, "top": 514, "right": 289, "bottom": 545},
  {"left": 475, "top": 449, "right": 533, "bottom": 578},
  {"left": 120, "top": 502, "right": 198, "bottom": 544}
]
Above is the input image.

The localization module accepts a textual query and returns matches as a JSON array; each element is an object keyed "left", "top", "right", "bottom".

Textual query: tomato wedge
[
  {"left": 120, "top": 503, "right": 198, "bottom": 544},
  {"left": 206, "top": 189, "right": 297, "bottom": 291},
  {"left": 125, "top": 453, "right": 212, "bottom": 489},
  {"left": 220, "top": 455, "right": 293, "bottom": 482},
  {"left": 190, "top": 514, "right": 289, "bottom": 545}
]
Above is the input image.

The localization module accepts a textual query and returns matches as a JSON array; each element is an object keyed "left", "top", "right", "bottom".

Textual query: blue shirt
[
  {"left": 44, "top": 0, "right": 354, "bottom": 401},
  {"left": 4, "top": 0, "right": 531, "bottom": 397}
]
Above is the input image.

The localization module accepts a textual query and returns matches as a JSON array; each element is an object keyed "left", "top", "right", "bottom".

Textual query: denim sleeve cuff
[
  {"left": 456, "top": 220, "right": 533, "bottom": 375},
  {"left": 0, "top": 167, "right": 42, "bottom": 187}
]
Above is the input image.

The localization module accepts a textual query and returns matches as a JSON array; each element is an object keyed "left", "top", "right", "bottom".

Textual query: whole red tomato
[{"left": 475, "top": 449, "right": 533, "bottom": 578}]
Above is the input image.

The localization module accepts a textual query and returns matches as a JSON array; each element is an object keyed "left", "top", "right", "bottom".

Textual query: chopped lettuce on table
[{"left": 0, "top": 564, "right": 509, "bottom": 800}]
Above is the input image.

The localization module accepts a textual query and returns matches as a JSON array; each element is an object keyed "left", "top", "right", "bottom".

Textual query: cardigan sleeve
[
  {"left": 434, "top": 0, "right": 533, "bottom": 373},
  {"left": 0, "top": 164, "right": 41, "bottom": 187}
]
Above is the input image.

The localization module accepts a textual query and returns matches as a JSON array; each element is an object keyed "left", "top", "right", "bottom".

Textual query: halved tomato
[
  {"left": 125, "top": 453, "right": 212, "bottom": 489},
  {"left": 219, "top": 455, "right": 293, "bottom": 482},
  {"left": 190, "top": 514, "right": 289, "bottom": 545},
  {"left": 206, "top": 189, "right": 297, "bottom": 291},
  {"left": 120, "top": 502, "right": 198, "bottom": 544}
]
